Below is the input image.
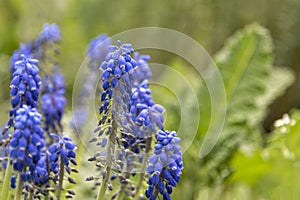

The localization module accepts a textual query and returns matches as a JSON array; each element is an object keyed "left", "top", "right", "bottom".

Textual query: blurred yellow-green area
[{"left": 1, "top": 0, "right": 300, "bottom": 200}]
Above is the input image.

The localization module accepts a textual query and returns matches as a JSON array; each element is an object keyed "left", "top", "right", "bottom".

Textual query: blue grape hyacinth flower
[
  {"left": 47, "top": 133, "right": 77, "bottom": 184},
  {"left": 9, "top": 105, "right": 45, "bottom": 184},
  {"left": 41, "top": 68, "right": 66, "bottom": 133},
  {"left": 145, "top": 130, "right": 183, "bottom": 200},
  {"left": 8, "top": 55, "right": 41, "bottom": 127},
  {"left": 10, "top": 43, "right": 33, "bottom": 73},
  {"left": 98, "top": 40, "right": 137, "bottom": 124}
]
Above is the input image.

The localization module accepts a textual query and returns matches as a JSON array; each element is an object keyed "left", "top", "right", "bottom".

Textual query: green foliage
[
  {"left": 217, "top": 110, "right": 300, "bottom": 200},
  {"left": 198, "top": 23, "right": 294, "bottom": 185},
  {"left": 169, "top": 24, "right": 295, "bottom": 199}
]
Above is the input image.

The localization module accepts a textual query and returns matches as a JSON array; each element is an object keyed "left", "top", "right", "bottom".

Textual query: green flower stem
[
  {"left": 96, "top": 120, "right": 117, "bottom": 200},
  {"left": 14, "top": 174, "right": 23, "bottom": 200},
  {"left": 135, "top": 136, "right": 152, "bottom": 197},
  {"left": 116, "top": 172, "right": 130, "bottom": 200},
  {"left": 1, "top": 160, "right": 12, "bottom": 200},
  {"left": 56, "top": 155, "right": 65, "bottom": 200}
]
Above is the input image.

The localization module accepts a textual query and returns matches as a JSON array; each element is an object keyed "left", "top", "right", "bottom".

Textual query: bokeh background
[
  {"left": 0, "top": 0, "right": 299, "bottom": 126},
  {"left": 0, "top": 0, "right": 300, "bottom": 199}
]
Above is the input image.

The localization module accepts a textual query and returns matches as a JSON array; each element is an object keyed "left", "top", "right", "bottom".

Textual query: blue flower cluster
[
  {"left": 145, "top": 130, "right": 183, "bottom": 200},
  {"left": 130, "top": 81, "right": 164, "bottom": 130},
  {"left": 37, "top": 23, "right": 61, "bottom": 43},
  {"left": 8, "top": 55, "right": 41, "bottom": 127},
  {"left": 48, "top": 134, "right": 77, "bottom": 180},
  {"left": 9, "top": 105, "right": 45, "bottom": 184},
  {"left": 134, "top": 52, "right": 152, "bottom": 84},
  {"left": 10, "top": 43, "right": 32, "bottom": 73},
  {"left": 99, "top": 41, "right": 137, "bottom": 124},
  {"left": 41, "top": 68, "right": 66, "bottom": 133}
]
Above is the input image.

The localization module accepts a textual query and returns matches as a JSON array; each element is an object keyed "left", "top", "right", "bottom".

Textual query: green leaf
[{"left": 198, "top": 23, "right": 294, "bottom": 185}]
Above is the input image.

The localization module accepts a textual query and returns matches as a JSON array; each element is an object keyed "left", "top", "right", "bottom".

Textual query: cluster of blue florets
[
  {"left": 48, "top": 134, "right": 77, "bottom": 181},
  {"left": 8, "top": 55, "right": 41, "bottom": 127},
  {"left": 146, "top": 130, "right": 183, "bottom": 200},
  {"left": 9, "top": 105, "right": 45, "bottom": 183},
  {"left": 91, "top": 40, "right": 183, "bottom": 200},
  {"left": 41, "top": 69, "right": 66, "bottom": 132},
  {"left": 37, "top": 23, "right": 61, "bottom": 43},
  {"left": 133, "top": 52, "right": 152, "bottom": 84},
  {"left": 2, "top": 24, "right": 77, "bottom": 199},
  {"left": 98, "top": 41, "right": 137, "bottom": 125}
]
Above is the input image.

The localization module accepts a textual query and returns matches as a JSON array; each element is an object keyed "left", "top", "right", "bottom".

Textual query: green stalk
[
  {"left": 56, "top": 156, "right": 65, "bottom": 200},
  {"left": 96, "top": 120, "right": 117, "bottom": 200},
  {"left": 135, "top": 136, "right": 152, "bottom": 197},
  {"left": 14, "top": 174, "right": 23, "bottom": 200},
  {"left": 1, "top": 161, "right": 12, "bottom": 200},
  {"left": 116, "top": 172, "right": 130, "bottom": 200}
]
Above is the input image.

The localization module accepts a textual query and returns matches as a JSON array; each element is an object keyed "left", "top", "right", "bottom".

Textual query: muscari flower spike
[
  {"left": 8, "top": 55, "right": 41, "bottom": 127},
  {"left": 98, "top": 40, "right": 137, "bottom": 125},
  {"left": 9, "top": 105, "right": 45, "bottom": 186},
  {"left": 41, "top": 68, "right": 66, "bottom": 133},
  {"left": 48, "top": 133, "right": 77, "bottom": 183},
  {"left": 145, "top": 130, "right": 183, "bottom": 200}
]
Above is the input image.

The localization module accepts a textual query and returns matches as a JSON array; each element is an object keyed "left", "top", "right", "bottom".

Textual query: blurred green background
[
  {"left": 0, "top": 0, "right": 300, "bottom": 199},
  {"left": 0, "top": 0, "right": 299, "bottom": 125}
]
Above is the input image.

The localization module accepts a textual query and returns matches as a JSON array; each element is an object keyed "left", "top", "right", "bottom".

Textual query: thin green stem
[
  {"left": 96, "top": 120, "right": 117, "bottom": 200},
  {"left": 135, "top": 136, "right": 152, "bottom": 197},
  {"left": 56, "top": 156, "right": 65, "bottom": 200},
  {"left": 1, "top": 160, "right": 12, "bottom": 200},
  {"left": 14, "top": 174, "right": 23, "bottom": 200},
  {"left": 117, "top": 172, "right": 130, "bottom": 200}
]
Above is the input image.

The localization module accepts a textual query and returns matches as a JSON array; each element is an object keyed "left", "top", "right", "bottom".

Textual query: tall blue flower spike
[
  {"left": 145, "top": 130, "right": 183, "bottom": 200},
  {"left": 89, "top": 40, "right": 183, "bottom": 200},
  {"left": 41, "top": 68, "right": 66, "bottom": 133},
  {"left": 98, "top": 40, "right": 137, "bottom": 125},
  {"left": 8, "top": 55, "right": 41, "bottom": 128},
  {"left": 9, "top": 105, "right": 45, "bottom": 184}
]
